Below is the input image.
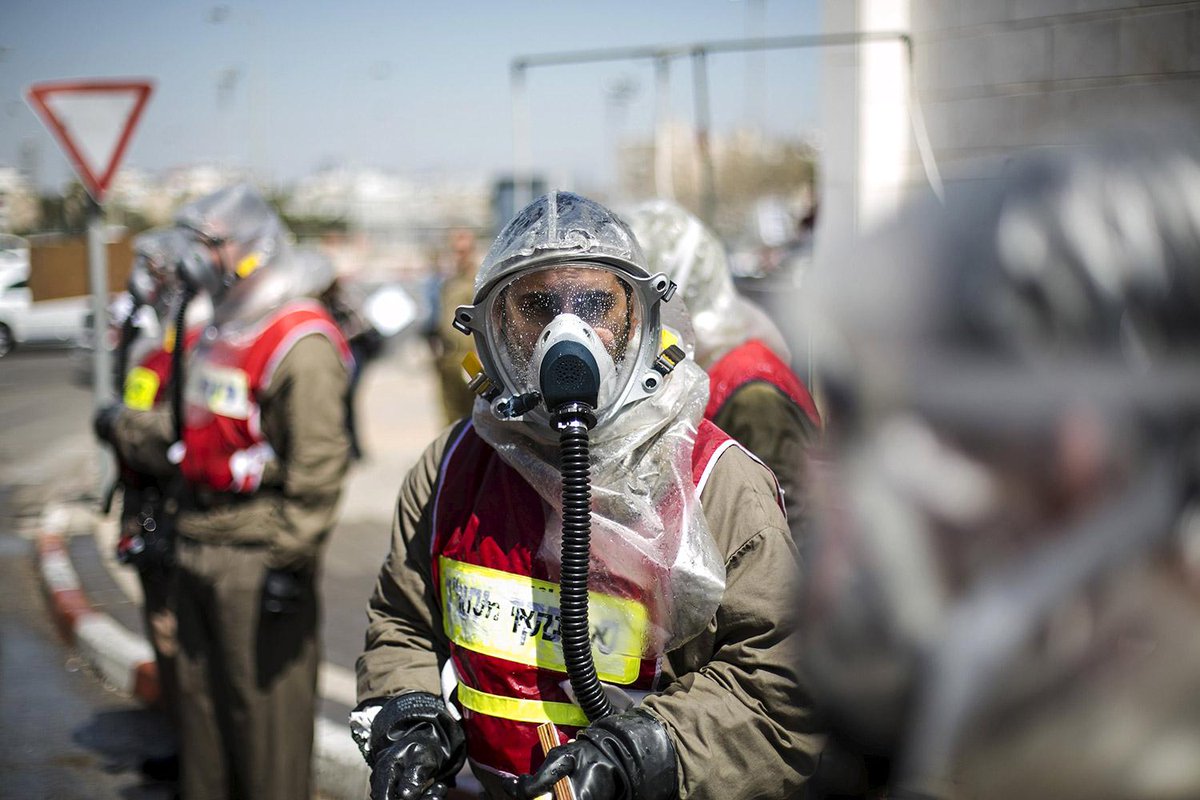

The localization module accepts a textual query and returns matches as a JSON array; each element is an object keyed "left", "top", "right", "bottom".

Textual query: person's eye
[
  {"left": 574, "top": 291, "right": 617, "bottom": 323},
  {"left": 518, "top": 292, "right": 560, "bottom": 321}
]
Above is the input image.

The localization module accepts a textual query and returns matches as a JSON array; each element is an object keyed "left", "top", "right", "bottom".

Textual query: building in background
[
  {"left": 0, "top": 168, "right": 38, "bottom": 234},
  {"left": 819, "top": 0, "right": 1200, "bottom": 252}
]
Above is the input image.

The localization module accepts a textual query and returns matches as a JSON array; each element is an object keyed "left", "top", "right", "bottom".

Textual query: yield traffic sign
[{"left": 26, "top": 79, "right": 154, "bottom": 204}]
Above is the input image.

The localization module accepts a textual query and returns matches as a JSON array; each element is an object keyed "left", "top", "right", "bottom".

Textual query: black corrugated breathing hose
[
  {"left": 171, "top": 285, "right": 195, "bottom": 443},
  {"left": 114, "top": 304, "right": 142, "bottom": 391},
  {"left": 557, "top": 415, "right": 614, "bottom": 723}
]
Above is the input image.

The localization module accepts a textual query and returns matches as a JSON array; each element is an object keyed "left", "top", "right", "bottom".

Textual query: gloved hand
[
  {"left": 261, "top": 568, "right": 307, "bottom": 615},
  {"left": 504, "top": 710, "right": 678, "bottom": 800},
  {"left": 93, "top": 403, "right": 124, "bottom": 445},
  {"left": 353, "top": 692, "right": 466, "bottom": 800}
]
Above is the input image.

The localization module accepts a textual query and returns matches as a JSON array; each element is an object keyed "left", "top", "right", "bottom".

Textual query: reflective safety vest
[
  {"left": 430, "top": 419, "right": 762, "bottom": 776},
  {"left": 180, "top": 298, "right": 351, "bottom": 493},
  {"left": 705, "top": 338, "right": 820, "bottom": 428}
]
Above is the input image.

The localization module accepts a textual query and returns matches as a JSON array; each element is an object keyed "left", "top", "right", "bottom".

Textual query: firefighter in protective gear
[
  {"left": 625, "top": 201, "right": 819, "bottom": 519},
  {"left": 798, "top": 135, "right": 1200, "bottom": 800},
  {"left": 103, "top": 184, "right": 352, "bottom": 800},
  {"left": 353, "top": 192, "right": 822, "bottom": 800}
]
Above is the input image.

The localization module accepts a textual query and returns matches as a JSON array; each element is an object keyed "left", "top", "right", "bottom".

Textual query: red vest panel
[
  {"left": 430, "top": 419, "right": 750, "bottom": 776},
  {"left": 705, "top": 339, "right": 820, "bottom": 427},
  {"left": 180, "top": 299, "right": 351, "bottom": 493}
]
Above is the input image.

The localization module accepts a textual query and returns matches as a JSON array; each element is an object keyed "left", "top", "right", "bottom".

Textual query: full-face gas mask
[{"left": 453, "top": 192, "right": 681, "bottom": 436}]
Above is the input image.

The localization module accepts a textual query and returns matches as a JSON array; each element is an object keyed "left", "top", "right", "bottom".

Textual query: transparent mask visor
[{"left": 487, "top": 264, "right": 644, "bottom": 400}]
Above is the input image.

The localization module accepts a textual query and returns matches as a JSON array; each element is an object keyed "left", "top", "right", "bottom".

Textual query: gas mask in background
[{"left": 173, "top": 183, "right": 288, "bottom": 307}]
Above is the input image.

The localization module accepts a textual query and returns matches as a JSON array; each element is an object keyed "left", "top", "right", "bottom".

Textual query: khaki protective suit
[
  {"left": 711, "top": 381, "right": 818, "bottom": 520},
  {"left": 113, "top": 333, "right": 350, "bottom": 800},
  {"left": 356, "top": 422, "right": 824, "bottom": 800}
]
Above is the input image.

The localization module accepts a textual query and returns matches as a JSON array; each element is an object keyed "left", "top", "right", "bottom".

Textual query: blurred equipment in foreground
[
  {"left": 798, "top": 134, "right": 1200, "bottom": 799},
  {"left": 625, "top": 199, "right": 820, "bottom": 519}
]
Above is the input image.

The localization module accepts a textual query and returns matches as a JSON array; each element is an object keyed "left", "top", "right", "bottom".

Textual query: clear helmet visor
[{"left": 486, "top": 263, "right": 644, "bottom": 412}]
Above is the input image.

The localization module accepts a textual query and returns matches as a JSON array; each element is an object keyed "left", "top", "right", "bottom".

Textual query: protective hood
[
  {"left": 466, "top": 192, "right": 725, "bottom": 654},
  {"left": 212, "top": 246, "right": 338, "bottom": 333},
  {"left": 129, "top": 227, "right": 189, "bottom": 324},
  {"left": 173, "top": 183, "right": 289, "bottom": 302},
  {"left": 624, "top": 199, "right": 790, "bottom": 368}
]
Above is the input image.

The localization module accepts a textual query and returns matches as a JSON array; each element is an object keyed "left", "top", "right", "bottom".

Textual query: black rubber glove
[
  {"left": 93, "top": 403, "right": 123, "bottom": 445},
  {"left": 504, "top": 710, "right": 678, "bottom": 800},
  {"left": 261, "top": 568, "right": 306, "bottom": 615},
  {"left": 357, "top": 692, "right": 466, "bottom": 800}
]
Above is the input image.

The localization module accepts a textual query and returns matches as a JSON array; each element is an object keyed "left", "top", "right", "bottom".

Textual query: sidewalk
[{"left": 27, "top": 341, "right": 484, "bottom": 799}]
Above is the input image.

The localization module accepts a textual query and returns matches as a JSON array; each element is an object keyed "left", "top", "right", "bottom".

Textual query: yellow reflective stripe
[
  {"left": 123, "top": 366, "right": 161, "bottom": 410},
  {"left": 439, "top": 556, "right": 648, "bottom": 685},
  {"left": 456, "top": 682, "right": 588, "bottom": 728}
]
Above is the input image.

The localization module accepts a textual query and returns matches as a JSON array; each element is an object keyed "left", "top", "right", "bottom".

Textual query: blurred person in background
[
  {"left": 798, "top": 135, "right": 1200, "bottom": 799},
  {"left": 95, "top": 226, "right": 204, "bottom": 785},
  {"left": 625, "top": 200, "right": 820, "bottom": 520},
  {"left": 352, "top": 192, "right": 822, "bottom": 800},
  {"left": 428, "top": 227, "right": 481, "bottom": 424},
  {"left": 321, "top": 276, "right": 385, "bottom": 460},
  {"left": 97, "top": 184, "right": 352, "bottom": 800}
]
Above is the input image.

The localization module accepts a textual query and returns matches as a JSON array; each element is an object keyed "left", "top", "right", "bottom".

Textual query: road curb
[{"left": 33, "top": 503, "right": 369, "bottom": 800}]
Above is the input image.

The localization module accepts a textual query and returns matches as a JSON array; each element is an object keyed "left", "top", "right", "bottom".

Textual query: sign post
[
  {"left": 25, "top": 78, "right": 153, "bottom": 403},
  {"left": 26, "top": 78, "right": 154, "bottom": 488}
]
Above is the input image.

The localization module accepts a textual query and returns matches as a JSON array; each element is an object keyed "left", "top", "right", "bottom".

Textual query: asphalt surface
[
  {"left": 0, "top": 348, "right": 174, "bottom": 800},
  {"left": 0, "top": 341, "right": 448, "bottom": 798}
]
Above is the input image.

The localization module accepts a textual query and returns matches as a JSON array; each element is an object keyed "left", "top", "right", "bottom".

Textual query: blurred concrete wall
[
  {"left": 818, "top": 0, "right": 1200, "bottom": 252},
  {"left": 910, "top": 0, "right": 1200, "bottom": 184}
]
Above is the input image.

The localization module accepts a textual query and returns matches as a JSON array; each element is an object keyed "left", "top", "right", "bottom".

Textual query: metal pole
[
  {"left": 511, "top": 62, "right": 532, "bottom": 210},
  {"left": 87, "top": 199, "right": 112, "bottom": 404},
  {"left": 87, "top": 198, "right": 113, "bottom": 493},
  {"left": 654, "top": 57, "right": 673, "bottom": 199},
  {"left": 691, "top": 48, "right": 717, "bottom": 227}
]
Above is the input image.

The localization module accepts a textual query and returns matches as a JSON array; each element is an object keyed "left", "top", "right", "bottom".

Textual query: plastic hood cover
[
  {"left": 476, "top": 191, "right": 648, "bottom": 295},
  {"left": 213, "top": 246, "right": 337, "bottom": 333},
  {"left": 173, "top": 183, "right": 286, "bottom": 261},
  {"left": 473, "top": 326, "right": 726, "bottom": 655},
  {"left": 624, "top": 200, "right": 790, "bottom": 368},
  {"left": 130, "top": 227, "right": 188, "bottom": 319}
]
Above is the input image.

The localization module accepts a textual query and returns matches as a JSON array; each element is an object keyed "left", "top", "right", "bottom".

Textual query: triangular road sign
[{"left": 26, "top": 79, "right": 154, "bottom": 204}]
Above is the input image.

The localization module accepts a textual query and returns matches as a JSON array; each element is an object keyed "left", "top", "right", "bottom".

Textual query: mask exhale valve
[{"left": 537, "top": 320, "right": 615, "bottom": 723}]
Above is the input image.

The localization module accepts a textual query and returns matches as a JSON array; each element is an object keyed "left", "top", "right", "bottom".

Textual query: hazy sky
[{"left": 1, "top": 0, "right": 822, "bottom": 192}]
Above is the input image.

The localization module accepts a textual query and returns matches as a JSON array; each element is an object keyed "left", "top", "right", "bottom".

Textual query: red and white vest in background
[
  {"left": 704, "top": 338, "right": 820, "bottom": 427},
  {"left": 430, "top": 419, "right": 764, "bottom": 777},
  {"left": 179, "top": 298, "right": 351, "bottom": 493}
]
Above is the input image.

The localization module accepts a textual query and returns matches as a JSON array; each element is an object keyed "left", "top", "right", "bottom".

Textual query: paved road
[
  {"left": 0, "top": 348, "right": 174, "bottom": 799},
  {"left": 0, "top": 340, "right": 447, "bottom": 797}
]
